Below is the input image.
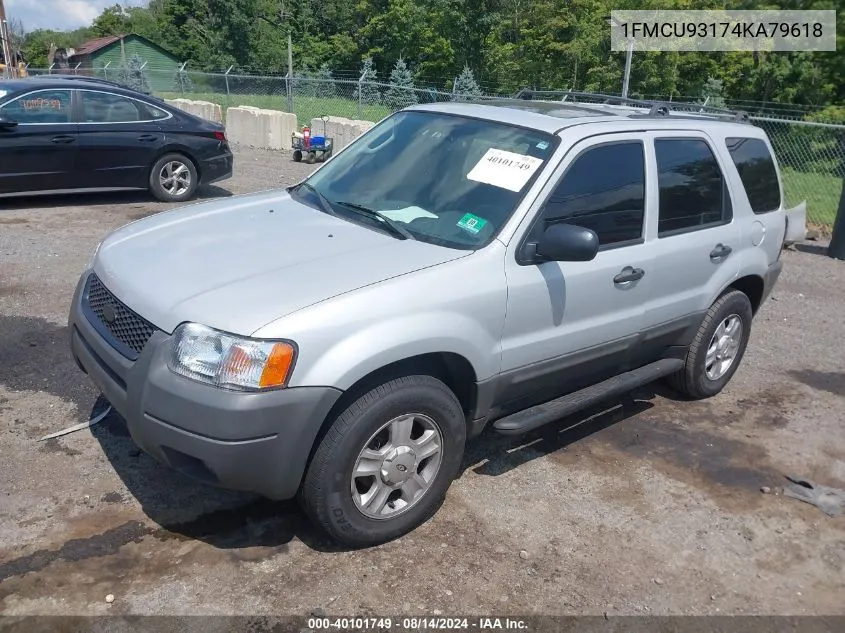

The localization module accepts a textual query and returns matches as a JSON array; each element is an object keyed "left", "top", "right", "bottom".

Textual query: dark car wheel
[
  {"left": 668, "top": 289, "right": 753, "bottom": 399},
  {"left": 300, "top": 375, "right": 466, "bottom": 547},
  {"left": 149, "top": 153, "right": 199, "bottom": 202}
]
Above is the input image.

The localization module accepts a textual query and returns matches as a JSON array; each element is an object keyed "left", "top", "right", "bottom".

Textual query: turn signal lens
[{"left": 259, "top": 343, "right": 296, "bottom": 388}]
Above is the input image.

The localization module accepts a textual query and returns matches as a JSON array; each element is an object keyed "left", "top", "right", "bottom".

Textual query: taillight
[{"left": 213, "top": 130, "right": 226, "bottom": 142}]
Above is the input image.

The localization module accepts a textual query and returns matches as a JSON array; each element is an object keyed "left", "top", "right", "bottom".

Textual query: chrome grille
[{"left": 84, "top": 274, "right": 156, "bottom": 358}]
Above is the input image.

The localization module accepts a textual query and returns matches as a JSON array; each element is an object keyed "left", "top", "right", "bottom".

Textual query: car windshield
[{"left": 300, "top": 110, "right": 557, "bottom": 250}]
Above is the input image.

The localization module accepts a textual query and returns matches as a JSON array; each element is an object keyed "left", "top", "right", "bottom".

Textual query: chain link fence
[{"left": 26, "top": 65, "right": 845, "bottom": 231}]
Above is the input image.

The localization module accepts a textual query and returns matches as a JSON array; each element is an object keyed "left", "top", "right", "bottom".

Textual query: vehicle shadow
[
  {"left": 88, "top": 383, "right": 672, "bottom": 552},
  {"left": 0, "top": 185, "right": 232, "bottom": 211},
  {"left": 793, "top": 243, "right": 829, "bottom": 256},
  {"left": 461, "top": 386, "right": 662, "bottom": 478}
]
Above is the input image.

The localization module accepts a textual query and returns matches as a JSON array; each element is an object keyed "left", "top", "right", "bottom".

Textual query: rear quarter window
[{"left": 725, "top": 137, "right": 781, "bottom": 214}]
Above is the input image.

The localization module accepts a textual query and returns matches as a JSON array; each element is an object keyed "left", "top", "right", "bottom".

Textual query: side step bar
[{"left": 492, "top": 358, "right": 684, "bottom": 436}]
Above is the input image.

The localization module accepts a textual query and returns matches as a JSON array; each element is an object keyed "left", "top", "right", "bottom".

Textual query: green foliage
[
  {"left": 19, "top": 0, "right": 845, "bottom": 110},
  {"left": 22, "top": 27, "right": 92, "bottom": 68},
  {"left": 174, "top": 67, "right": 195, "bottom": 93},
  {"left": 700, "top": 76, "right": 725, "bottom": 109},
  {"left": 315, "top": 63, "right": 337, "bottom": 99},
  {"left": 117, "top": 55, "right": 151, "bottom": 93},
  {"left": 385, "top": 58, "right": 418, "bottom": 109},
  {"left": 452, "top": 65, "right": 482, "bottom": 101},
  {"left": 92, "top": 5, "right": 132, "bottom": 37},
  {"left": 354, "top": 57, "right": 380, "bottom": 105}
]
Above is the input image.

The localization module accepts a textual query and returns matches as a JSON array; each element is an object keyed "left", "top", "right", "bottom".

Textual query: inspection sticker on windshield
[
  {"left": 457, "top": 213, "right": 488, "bottom": 234},
  {"left": 466, "top": 148, "right": 544, "bottom": 192}
]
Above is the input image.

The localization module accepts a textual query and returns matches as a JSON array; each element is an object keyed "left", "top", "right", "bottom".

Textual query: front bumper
[{"left": 68, "top": 271, "right": 341, "bottom": 499}]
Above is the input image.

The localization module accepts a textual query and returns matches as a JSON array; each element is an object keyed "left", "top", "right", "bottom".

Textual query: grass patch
[
  {"left": 157, "top": 91, "right": 392, "bottom": 125},
  {"left": 781, "top": 168, "right": 842, "bottom": 227}
]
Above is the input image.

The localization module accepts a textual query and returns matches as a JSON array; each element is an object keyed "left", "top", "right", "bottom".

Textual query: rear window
[{"left": 726, "top": 137, "right": 781, "bottom": 214}]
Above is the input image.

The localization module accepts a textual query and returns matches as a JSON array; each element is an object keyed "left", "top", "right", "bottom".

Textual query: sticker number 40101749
[{"left": 467, "top": 148, "right": 544, "bottom": 192}]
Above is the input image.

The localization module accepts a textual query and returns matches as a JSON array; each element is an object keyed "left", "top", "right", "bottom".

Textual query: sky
[{"left": 7, "top": 0, "right": 148, "bottom": 32}]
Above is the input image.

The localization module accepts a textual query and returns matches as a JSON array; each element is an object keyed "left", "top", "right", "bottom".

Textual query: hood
[{"left": 93, "top": 190, "right": 467, "bottom": 334}]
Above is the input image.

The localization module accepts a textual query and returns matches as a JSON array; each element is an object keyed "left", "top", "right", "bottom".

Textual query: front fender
[{"left": 289, "top": 312, "right": 500, "bottom": 390}]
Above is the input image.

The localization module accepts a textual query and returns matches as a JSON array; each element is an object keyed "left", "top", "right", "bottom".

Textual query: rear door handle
[
  {"left": 137, "top": 134, "right": 158, "bottom": 142},
  {"left": 613, "top": 266, "right": 645, "bottom": 285},
  {"left": 51, "top": 135, "right": 75, "bottom": 144},
  {"left": 710, "top": 243, "right": 733, "bottom": 261}
]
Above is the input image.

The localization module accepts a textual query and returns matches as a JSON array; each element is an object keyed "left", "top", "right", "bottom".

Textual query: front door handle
[
  {"left": 137, "top": 134, "right": 158, "bottom": 142},
  {"left": 613, "top": 266, "right": 645, "bottom": 285},
  {"left": 51, "top": 135, "right": 75, "bottom": 144},
  {"left": 710, "top": 243, "right": 733, "bottom": 261}
]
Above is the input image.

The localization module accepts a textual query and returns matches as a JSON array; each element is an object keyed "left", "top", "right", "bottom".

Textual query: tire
[
  {"left": 149, "top": 153, "right": 198, "bottom": 202},
  {"left": 293, "top": 150, "right": 303, "bottom": 162},
  {"left": 300, "top": 375, "right": 466, "bottom": 547},
  {"left": 668, "top": 289, "right": 753, "bottom": 399}
]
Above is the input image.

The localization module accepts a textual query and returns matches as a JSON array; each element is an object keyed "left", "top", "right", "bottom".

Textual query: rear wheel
[
  {"left": 293, "top": 150, "right": 303, "bottom": 162},
  {"left": 300, "top": 375, "right": 466, "bottom": 547},
  {"left": 149, "top": 153, "right": 198, "bottom": 202},
  {"left": 668, "top": 289, "right": 753, "bottom": 399}
]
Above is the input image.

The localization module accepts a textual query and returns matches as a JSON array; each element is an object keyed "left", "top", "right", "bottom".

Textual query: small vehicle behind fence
[{"left": 292, "top": 115, "right": 333, "bottom": 163}]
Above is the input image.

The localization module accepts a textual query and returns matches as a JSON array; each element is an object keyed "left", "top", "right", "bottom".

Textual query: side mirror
[
  {"left": 0, "top": 113, "right": 18, "bottom": 129},
  {"left": 535, "top": 223, "right": 599, "bottom": 262}
]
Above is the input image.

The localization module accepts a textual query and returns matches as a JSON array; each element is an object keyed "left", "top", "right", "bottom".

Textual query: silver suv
[{"left": 69, "top": 98, "right": 797, "bottom": 546}]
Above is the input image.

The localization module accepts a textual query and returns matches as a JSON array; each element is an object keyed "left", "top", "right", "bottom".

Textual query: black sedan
[{"left": 0, "top": 76, "right": 233, "bottom": 202}]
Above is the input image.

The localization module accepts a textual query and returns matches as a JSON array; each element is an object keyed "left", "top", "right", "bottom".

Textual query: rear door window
[
  {"left": 655, "top": 138, "right": 732, "bottom": 236},
  {"left": 725, "top": 137, "right": 781, "bottom": 213}
]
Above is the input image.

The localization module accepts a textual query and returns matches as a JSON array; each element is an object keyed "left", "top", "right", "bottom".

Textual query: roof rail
[{"left": 513, "top": 88, "right": 750, "bottom": 123}]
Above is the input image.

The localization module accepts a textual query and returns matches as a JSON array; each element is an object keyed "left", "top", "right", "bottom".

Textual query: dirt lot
[{"left": 1, "top": 146, "right": 844, "bottom": 618}]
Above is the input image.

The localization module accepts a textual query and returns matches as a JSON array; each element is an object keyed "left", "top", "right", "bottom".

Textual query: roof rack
[{"left": 513, "top": 89, "right": 749, "bottom": 123}]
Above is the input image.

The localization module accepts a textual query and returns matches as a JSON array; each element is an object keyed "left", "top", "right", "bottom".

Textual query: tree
[
  {"left": 118, "top": 54, "right": 151, "bottom": 93},
  {"left": 385, "top": 57, "right": 417, "bottom": 109},
  {"left": 315, "top": 62, "right": 337, "bottom": 98},
  {"left": 354, "top": 57, "right": 380, "bottom": 105},
  {"left": 700, "top": 76, "right": 726, "bottom": 109},
  {"left": 173, "top": 66, "right": 195, "bottom": 93},
  {"left": 452, "top": 64, "right": 482, "bottom": 101},
  {"left": 92, "top": 4, "right": 132, "bottom": 37}
]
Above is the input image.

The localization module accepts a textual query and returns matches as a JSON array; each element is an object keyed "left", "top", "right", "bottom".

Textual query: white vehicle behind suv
[{"left": 69, "top": 96, "right": 801, "bottom": 546}]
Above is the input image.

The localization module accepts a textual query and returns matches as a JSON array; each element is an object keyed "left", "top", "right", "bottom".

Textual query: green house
[{"left": 68, "top": 34, "right": 181, "bottom": 93}]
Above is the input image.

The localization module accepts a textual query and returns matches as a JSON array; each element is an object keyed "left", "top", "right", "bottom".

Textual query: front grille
[{"left": 84, "top": 274, "right": 156, "bottom": 359}]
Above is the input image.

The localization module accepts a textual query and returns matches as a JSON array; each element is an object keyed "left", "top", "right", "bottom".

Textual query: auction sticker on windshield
[{"left": 467, "top": 148, "right": 544, "bottom": 192}]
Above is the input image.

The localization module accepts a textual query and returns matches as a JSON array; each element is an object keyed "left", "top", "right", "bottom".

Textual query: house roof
[
  {"left": 72, "top": 35, "right": 124, "bottom": 57},
  {"left": 69, "top": 34, "right": 179, "bottom": 62}
]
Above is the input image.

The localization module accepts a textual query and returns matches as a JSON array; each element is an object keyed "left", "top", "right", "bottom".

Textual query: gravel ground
[{"left": 1, "top": 146, "right": 844, "bottom": 617}]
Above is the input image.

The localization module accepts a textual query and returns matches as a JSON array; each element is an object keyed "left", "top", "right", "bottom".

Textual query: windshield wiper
[
  {"left": 291, "top": 181, "right": 337, "bottom": 217},
  {"left": 334, "top": 201, "right": 416, "bottom": 241}
]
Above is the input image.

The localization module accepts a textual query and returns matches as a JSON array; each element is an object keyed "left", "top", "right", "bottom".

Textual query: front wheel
[
  {"left": 668, "top": 289, "right": 753, "bottom": 399},
  {"left": 149, "top": 153, "right": 198, "bottom": 202},
  {"left": 300, "top": 375, "right": 466, "bottom": 547}
]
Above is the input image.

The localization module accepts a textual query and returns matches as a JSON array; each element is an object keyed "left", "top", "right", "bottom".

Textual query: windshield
[{"left": 301, "top": 110, "right": 557, "bottom": 250}]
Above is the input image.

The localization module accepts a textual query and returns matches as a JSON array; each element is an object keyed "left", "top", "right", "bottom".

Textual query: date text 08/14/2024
[{"left": 306, "top": 617, "right": 529, "bottom": 630}]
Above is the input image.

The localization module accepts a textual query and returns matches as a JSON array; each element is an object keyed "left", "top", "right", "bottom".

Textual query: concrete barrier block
[
  {"left": 228, "top": 106, "right": 297, "bottom": 150},
  {"left": 165, "top": 98, "right": 223, "bottom": 124},
  {"left": 312, "top": 116, "right": 376, "bottom": 152}
]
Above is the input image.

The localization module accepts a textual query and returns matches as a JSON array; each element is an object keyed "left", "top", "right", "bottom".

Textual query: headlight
[{"left": 168, "top": 323, "right": 296, "bottom": 390}]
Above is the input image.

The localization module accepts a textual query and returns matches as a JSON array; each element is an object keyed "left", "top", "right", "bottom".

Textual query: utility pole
[
  {"left": 286, "top": 31, "right": 293, "bottom": 113},
  {"left": 0, "top": 0, "right": 15, "bottom": 79}
]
